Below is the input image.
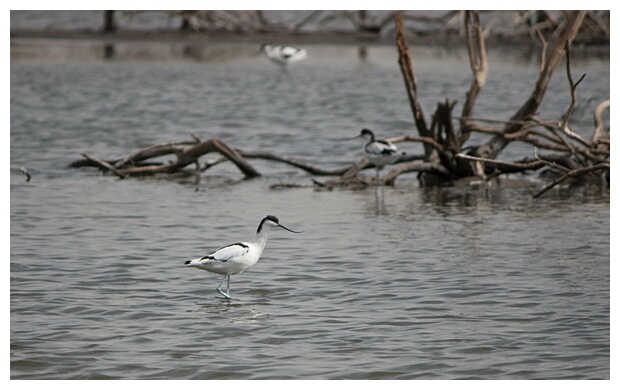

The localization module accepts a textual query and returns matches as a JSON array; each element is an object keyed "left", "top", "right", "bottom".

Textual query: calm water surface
[{"left": 10, "top": 41, "right": 610, "bottom": 379}]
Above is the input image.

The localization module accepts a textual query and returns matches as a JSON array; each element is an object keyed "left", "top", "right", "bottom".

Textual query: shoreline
[
  {"left": 10, "top": 29, "right": 610, "bottom": 64},
  {"left": 11, "top": 27, "right": 611, "bottom": 49}
]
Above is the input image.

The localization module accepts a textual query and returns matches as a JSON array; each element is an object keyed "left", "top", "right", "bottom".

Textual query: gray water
[{"left": 10, "top": 40, "right": 610, "bottom": 379}]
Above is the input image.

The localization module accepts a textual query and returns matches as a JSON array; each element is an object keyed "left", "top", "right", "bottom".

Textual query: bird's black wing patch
[
  {"left": 376, "top": 140, "right": 397, "bottom": 155},
  {"left": 202, "top": 243, "right": 250, "bottom": 262}
]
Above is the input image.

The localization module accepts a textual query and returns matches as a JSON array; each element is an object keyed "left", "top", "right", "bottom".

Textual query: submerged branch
[
  {"left": 72, "top": 137, "right": 260, "bottom": 178},
  {"left": 81, "top": 153, "right": 126, "bottom": 179},
  {"left": 19, "top": 167, "right": 32, "bottom": 182},
  {"left": 532, "top": 163, "right": 610, "bottom": 199},
  {"left": 384, "top": 161, "right": 450, "bottom": 186},
  {"left": 237, "top": 150, "right": 353, "bottom": 176}
]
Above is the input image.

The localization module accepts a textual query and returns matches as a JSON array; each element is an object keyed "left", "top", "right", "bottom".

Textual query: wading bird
[
  {"left": 356, "top": 128, "right": 403, "bottom": 184},
  {"left": 184, "top": 215, "right": 302, "bottom": 299},
  {"left": 259, "top": 44, "right": 307, "bottom": 68}
]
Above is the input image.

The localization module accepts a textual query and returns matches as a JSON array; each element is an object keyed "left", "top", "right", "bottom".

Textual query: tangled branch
[{"left": 72, "top": 11, "right": 608, "bottom": 200}]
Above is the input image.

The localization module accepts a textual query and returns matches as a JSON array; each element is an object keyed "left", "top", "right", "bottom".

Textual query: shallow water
[{"left": 10, "top": 40, "right": 610, "bottom": 379}]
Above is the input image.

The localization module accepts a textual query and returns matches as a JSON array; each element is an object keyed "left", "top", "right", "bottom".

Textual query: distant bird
[
  {"left": 258, "top": 44, "right": 307, "bottom": 68},
  {"left": 184, "top": 215, "right": 302, "bottom": 299},
  {"left": 356, "top": 128, "right": 404, "bottom": 184}
]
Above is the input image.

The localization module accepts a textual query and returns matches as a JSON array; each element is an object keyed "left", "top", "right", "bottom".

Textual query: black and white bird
[
  {"left": 259, "top": 44, "right": 307, "bottom": 68},
  {"left": 184, "top": 215, "right": 302, "bottom": 299},
  {"left": 356, "top": 128, "right": 404, "bottom": 184}
]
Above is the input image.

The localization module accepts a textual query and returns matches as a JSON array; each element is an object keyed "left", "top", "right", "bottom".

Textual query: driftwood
[
  {"left": 70, "top": 137, "right": 260, "bottom": 179},
  {"left": 19, "top": 167, "right": 31, "bottom": 182},
  {"left": 458, "top": 10, "right": 488, "bottom": 147},
  {"left": 73, "top": 11, "right": 608, "bottom": 199},
  {"left": 82, "top": 152, "right": 126, "bottom": 179},
  {"left": 370, "top": 11, "right": 606, "bottom": 197},
  {"left": 70, "top": 135, "right": 428, "bottom": 181},
  {"left": 236, "top": 150, "right": 352, "bottom": 176},
  {"left": 315, "top": 11, "right": 608, "bottom": 198}
]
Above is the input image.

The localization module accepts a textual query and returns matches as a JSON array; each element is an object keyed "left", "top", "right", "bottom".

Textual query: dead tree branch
[
  {"left": 19, "top": 167, "right": 31, "bottom": 182},
  {"left": 71, "top": 137, "right": 261, "bottom": 179},
  {"left": 556, "top": 41, "right": 590, "bottom": 150},
  {"left": 455, "top": 153, "right": 546, "bottom": 172},
  {"left": 458, "top": 10, "right": 488, "bottom": 146},
  {"left": 533, "top": 162, "right": 610, "bottom": 199},
  {"left": 71, "top": 11, "right": 607, "bottom": 199},
  {"left": 395, "top": 12, "right": 432, "bottom": 159},
  {"left": 237, "top": 150, "right": 353, "bottom": 176},
  {"left": 591, "top": 99, "right": 610, "bottom": 147},
  {"left": 81, "top": 153, "right": 126, "bottom": 179},
  {"left": 478, "top": 11, "right": 587, "bottom": 160}
]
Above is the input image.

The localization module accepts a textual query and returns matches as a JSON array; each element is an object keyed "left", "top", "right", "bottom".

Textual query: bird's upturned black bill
[{"left": 278, "top": 224, "right": 303, "bottom": 234}]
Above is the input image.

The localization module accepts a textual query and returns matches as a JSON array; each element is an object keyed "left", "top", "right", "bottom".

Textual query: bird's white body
[
  {"left": 260, "top": 44, "right": 307, "bottom": 66},
  {"left": 357, "top": 128, "right": 404, "bottom": 184},
  {"left": 360, "top": 128, "right": 402, "bottom": 165},
  {"left": 184, "top": 215, "right": 301, "bottom": 299},
  {"left": 185, "top": 230, "right": 268, "bottom": 276},
  {"left": 364, "top": 138, "right": 401, "bottom": 168}
]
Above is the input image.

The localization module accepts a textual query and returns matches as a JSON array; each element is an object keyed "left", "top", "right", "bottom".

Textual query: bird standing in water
[
  {"left": 184, "top": 215, "right": 302, "bottom": 299},
  {"left": 356, "top": 128, "right": 403, "bottom": 184},
  {"left": 258, "top": 44, "right": 307, "bottom": 68}
]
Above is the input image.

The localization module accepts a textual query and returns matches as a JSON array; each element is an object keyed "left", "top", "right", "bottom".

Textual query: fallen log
[
  {"left": 81, "top": 153, "right": 126, "bottom": 179},
  {"left": 70, "top": 137, "right": 260, "bottom": 179}
]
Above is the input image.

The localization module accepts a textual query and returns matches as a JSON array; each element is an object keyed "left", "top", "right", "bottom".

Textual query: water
[{"left": 10, "top": 40, "right": 610, "bottom": 379}]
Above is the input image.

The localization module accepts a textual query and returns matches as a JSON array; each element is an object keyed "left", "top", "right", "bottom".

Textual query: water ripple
[{"left": 10, "top": 44, "right": 609, "bottom": 379}]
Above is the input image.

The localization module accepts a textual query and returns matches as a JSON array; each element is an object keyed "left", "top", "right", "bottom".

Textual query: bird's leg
[
  {"left": 375, "top": 167, "right": 381, "bottom": 186},
  {"left": 216, "top": 274, "right": 231, "bottom": 299},
  {"left": 225, "top": 275, "right": 231, "bottom": 297}
]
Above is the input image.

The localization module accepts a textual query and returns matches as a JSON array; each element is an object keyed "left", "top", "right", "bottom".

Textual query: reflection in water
[
  {"left": 357, "top": 46, "right": 368, "bottom": 62},
  {"left": 103, "top": 43, "right": 115, "bottom": 59},
  {"left": 421, "top": 184, "right": 485, "bottom": 210},
  {"left": 373, "top": 185, "right": 388, "bottom": 215},
  {"left": 194, "top": 300, "right": 268, "bottom": 325}
]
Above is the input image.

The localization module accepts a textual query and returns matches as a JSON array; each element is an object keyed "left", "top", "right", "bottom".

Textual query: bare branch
[
  {"left": 533, "top": 162, "right": 610, "bottom": 199},
  {"left": 455, "top": 153, "right": 546, "bottom": 171},
  {"left": 557, "top": 40, "right": 590, "bottom": 148},
  {"left": 591, "top": 99, "right": 610, "bottom": 144},
  {"left": 394, "top": 12, "right": 432, "bottom": 158},
  {"left": 386, "top": 134, "right": 444, "bottom": 152},
  {"left": 458, "top": 10, "right": 488, "bottom": 145},
  {"left": 237, "top": 150, "right": 353, "bottom": 176},
  {"left": 535, "top": 24, "right": 548, "bottom": 72},
  {"left": 19, "top": 167, "right": 31, "bottom": 182},
  {"left": 81, "top": 153, "right": 126, "bottom": 179},
  {"left": 114, "top": 142, "right": 190, "bottom": 169},
  {"left": 534, "top": 148, "right": 573, "bottom": 174},
  {"left": 479, "top": 11, "right": 587, "bottom": 159}
]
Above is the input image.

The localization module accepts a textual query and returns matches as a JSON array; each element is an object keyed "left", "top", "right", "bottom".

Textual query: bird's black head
[
  {"left": 360, "top": 128, "right": 375, "bottom": 141},
  {"left": 257, "top": 215, "right": 280, "bottom": 233},
  {"left": 257, "top": 215, "right": 302, "bottom": 234},
  {"left": 265, "top": 215, "right": 279, "bottom": 224}
]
